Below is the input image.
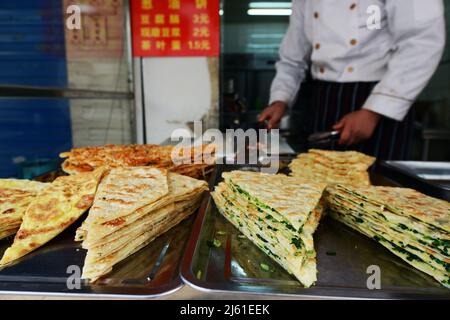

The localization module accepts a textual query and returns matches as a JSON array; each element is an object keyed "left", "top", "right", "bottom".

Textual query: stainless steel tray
[
  {"left": 379, "top": 161, "right": 450, "bottom": 201},
  {"left": 181, "top": 164, "right": 450, "bottom": 299},
  {"left": 0, "top": 171, "right": 203, "bottom": 298}
]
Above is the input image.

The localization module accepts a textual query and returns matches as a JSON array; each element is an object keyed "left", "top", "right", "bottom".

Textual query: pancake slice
[
  {"left": 0, "top": 228, "right": 21, "bottom": 240},
  {"left": 0, "top": 167, "right": 107, "bottom": 266},
  {"left": 78, "top": 170, "right": 206, "bottom": 247},
  {"left": 78, "top": 167, "right": 170, "bottom": 244},
  {"left": 308, "top": 149, "right": 375, "bottom": 170},
  {"left": 289, "top": 149, "right": 375, "bottom": 186},
  {"left": 326, "top": 185, "right": 450, "bottom": 288},
  {"left": 60, "top": 144, "right": 216, "bottom": 180},
  {"left": 82, "top": 200, "right": 201, "bottom": 282},
  {"left": 84, "top": 195, "right": 203, "bottom": 261},
  {"left": 222, "top": 171, "right": 326, "bottom": 232},
  {"left": 79, "top": 168, "right": 208, "bottom": 282},
  {"left": 212, "top": 171, "right": 326, "bottom": 287},
  {"left": 0, "top": 179, "right": 49, "bottom": 240},
  {"left": 0, "top": 179, "right": 49, "bottom": 192}
]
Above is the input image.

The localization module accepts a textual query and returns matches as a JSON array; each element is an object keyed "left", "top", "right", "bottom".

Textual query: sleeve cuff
[
  {"left": 362, "top": 93, "right": 412, "bottom": 121},
  {"left": 269, "top": 91, "right": 293, "bottom": 107}
]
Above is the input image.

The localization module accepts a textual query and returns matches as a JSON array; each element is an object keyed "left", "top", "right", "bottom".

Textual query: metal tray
[
  {"left": 181, "top": 164, "right": 450, "bottom": 299},
  {"left": 379, "top": 161, "right": 450, "bottom": 201},
  {"left": 0, "top": 172, "right": 204, "bottom": 298}
]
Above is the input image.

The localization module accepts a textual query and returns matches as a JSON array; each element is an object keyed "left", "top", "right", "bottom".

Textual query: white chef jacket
[{"left": 269, "top": 0, "right": 446, "bottom": 121}]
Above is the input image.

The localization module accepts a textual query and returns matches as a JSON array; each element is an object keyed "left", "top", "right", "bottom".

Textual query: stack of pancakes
[
  {"left": 0, "top": 168, "right": 107, "bottom": 266},
  {"left": 212, "top": 171, "right": 326, "bottom": 287},
  {"left": 289, "top": 149, "right": 375, "bottom": 186},
  {"left": 60, "top": 144, "right": 216, "bottom": 180},
  {"left": 76, "top": 167, "right": 208, "bottom": 282},
  {"left": 326, "top": 185, "right": 450, "bottom": 288},
  {"left": 0, "top": 179, "right": 48, "bottom": 240}
]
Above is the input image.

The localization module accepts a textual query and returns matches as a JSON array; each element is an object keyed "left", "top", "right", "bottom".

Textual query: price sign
[{"left": 131, "top": 0, "right": 220, "bottom": 57}]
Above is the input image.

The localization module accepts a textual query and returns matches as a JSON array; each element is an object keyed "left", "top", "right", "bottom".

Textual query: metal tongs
[{"left": 307, "top": 130, "right": 340, "bottom": 146}]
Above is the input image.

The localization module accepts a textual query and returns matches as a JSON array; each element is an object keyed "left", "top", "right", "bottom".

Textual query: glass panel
[
  {"left": 0, "top": 98, "right": 71, "bottom": 178},
  {"left": 64, "top": 0, "right": 131, "bottom": 92},
  {"left": 0, "top": 98, "right": 132, "bottom": 179},
  {"left": 0, "top": 1, "right": 134, "bottom": 178},
  {"left": 220, "top": 0, "right": 450, "bottom": 160},
  {"left": 413, "top": 4, "right": 450, "bottom": 161},
  {"left": 0, "top": 1, "right": 68, "bottom": 88},
  {"left": 221, "top": 0, "right": 289, "bottom": 128},
  {"left": 69, "top": 98, "right": 133, "bottom": 147},
  {"left": 0, "top": 0, "right": 131, "bottom": 92}
]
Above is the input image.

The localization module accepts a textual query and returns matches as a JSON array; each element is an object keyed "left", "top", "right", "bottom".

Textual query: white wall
[
  {"left": 64, "top": 0, "right": 133, "bottom": 147},
  {"left": 67, "top": 59, "right": 133, "bottom": 147},
  {"left": 139, "top": 57, "right": 219, "bottom": 144}
]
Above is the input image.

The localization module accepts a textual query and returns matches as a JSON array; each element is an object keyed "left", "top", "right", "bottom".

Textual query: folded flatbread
[
  {"left": 326, "top": 185, "right": 450, "bottom": 288},
  {"left": 76, "top": 167, "right": 170, "bottom": 244},
  {"left": 308, "top": 149, "right": 375, "bottom": 170},
  {"left": 289, "top": 149, "right": 375, "bottom": 186},
  {"left": 77, "top": 169, "right": 206, "bottom": 245},
  {"left": 78, "top": 168, "right": 208, "bottom": 282},
  {"left": 212, "top": 171, "right": 326, "bottom": 287},
  {"left": 0, "top": 179, "right": 48, "bottom": 240},
  {"left": 82, "top": 200, "right": 202, "bottom": 282},
  {"left": 60, "top": 144, "right": 216, "bottom": 180},
  {"left": 0, "top": 167, "right": 107, "bottom": 266}
]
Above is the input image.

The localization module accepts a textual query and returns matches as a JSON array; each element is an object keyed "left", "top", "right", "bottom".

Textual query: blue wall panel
[
  {"left": 0, "top": 99, "right": 73, "bottom": 178},
  {"left": 0, "top": 0, "right": 72, "bottom": 178}
]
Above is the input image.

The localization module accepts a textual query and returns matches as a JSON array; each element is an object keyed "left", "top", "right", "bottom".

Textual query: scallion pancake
[
  {"left": 326, "top": 184, "right": 450, "bottom": 289},
  {"left": 82, "top": 203, "right": 200, "bottom": 282},
  {"left": 79, "top": 171, "right": 206, "bottom": 246},
  {"left": 0, "top": 167, "right": 107, "bottom": 266},
  {"left": 0, "top": 179, "right": 48, "bottom": 240},
  {"left": 212, "top": 171, "right": 326, "bottom": 287},
  {"left": 222, "top": 171, "right": 326, "bottom": 231}
]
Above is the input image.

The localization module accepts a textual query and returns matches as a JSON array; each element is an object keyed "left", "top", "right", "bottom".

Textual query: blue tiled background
[{"left": 0, "top": 0, "right": 72, "bottom": 178}]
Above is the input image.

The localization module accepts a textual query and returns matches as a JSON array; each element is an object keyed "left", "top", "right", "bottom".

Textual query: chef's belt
[{"left": 310, "top": 80, "right": 414, "bottom": 161}]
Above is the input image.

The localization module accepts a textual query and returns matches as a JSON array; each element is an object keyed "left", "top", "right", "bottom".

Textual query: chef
[{"left": 259, "top": 0, "right": 445, "bottom": 160}]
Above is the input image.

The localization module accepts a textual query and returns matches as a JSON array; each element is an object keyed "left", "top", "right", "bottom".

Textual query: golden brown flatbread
[
  {"left": 0, "top": 180, "right": 49, "bottom": 240},
  {"left": 326, "top": 184, "right": 450, "bottom": 288},
  {"left": 78, "top": 168, "right": 208, "bottom": 282},
  {"left": 289, "top": 149, "right": 374, "bottom": 186},
  {"left": 0, "top": 167, "right": 107, "bottom": 266},
  {"left": 60, "top": 144, "right": 216, "bottom": 179},
  {"left": 212, "top": 171, "right": 326, "bottom": 287}
]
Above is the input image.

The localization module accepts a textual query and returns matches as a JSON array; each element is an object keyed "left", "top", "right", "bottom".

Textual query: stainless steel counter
[{"left": 0, "top": 284, "right": 324, "bottom": 300}]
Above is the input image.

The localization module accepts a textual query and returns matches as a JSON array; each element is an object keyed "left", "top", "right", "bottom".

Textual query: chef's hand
[
  {"left": 258, "top": 101, "right": 288, "bottom": 129},
  {"left": 333, "top": 109, "right": 381, "bottom": 146}
]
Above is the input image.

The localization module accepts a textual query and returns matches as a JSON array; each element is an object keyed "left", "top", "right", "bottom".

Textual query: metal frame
[
  {"left": 422, "top": 129, "right": 450, "bottom": 161},
  {"left": 181, "top": 195, "right": 450, "bottom": 300},
  {"left": 180, "top": 164, "right": 450, "bottom": 300},
  {"left": 133, "top": 58, "right": 145, "bottom": 145},
  {"left": 127, "top": 0, "right": 146, "bottom": 145},
  {"left": 0, "top": 0, "right": 138, "bottom": 141},
  {"left": 0, "top": 282, "right": 183, "bottom": 300},
  {"left": 124, "top": 0, "right": 139, "bottom": 144},
  {"left": 0, "top": 85, "right": 133, "bottom": 100},
  {"left": 379, "top": 161, "right": 450, "bottom": 201}
]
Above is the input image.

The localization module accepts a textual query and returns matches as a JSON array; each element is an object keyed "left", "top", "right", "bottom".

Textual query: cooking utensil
[{"left": 307, "top": 130, "right": 340, "bottom": 145}]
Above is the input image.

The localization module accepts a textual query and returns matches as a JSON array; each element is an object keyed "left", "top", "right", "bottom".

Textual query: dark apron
[{"left": 310, "top": 80, "right": 414, "bottom": 161}]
